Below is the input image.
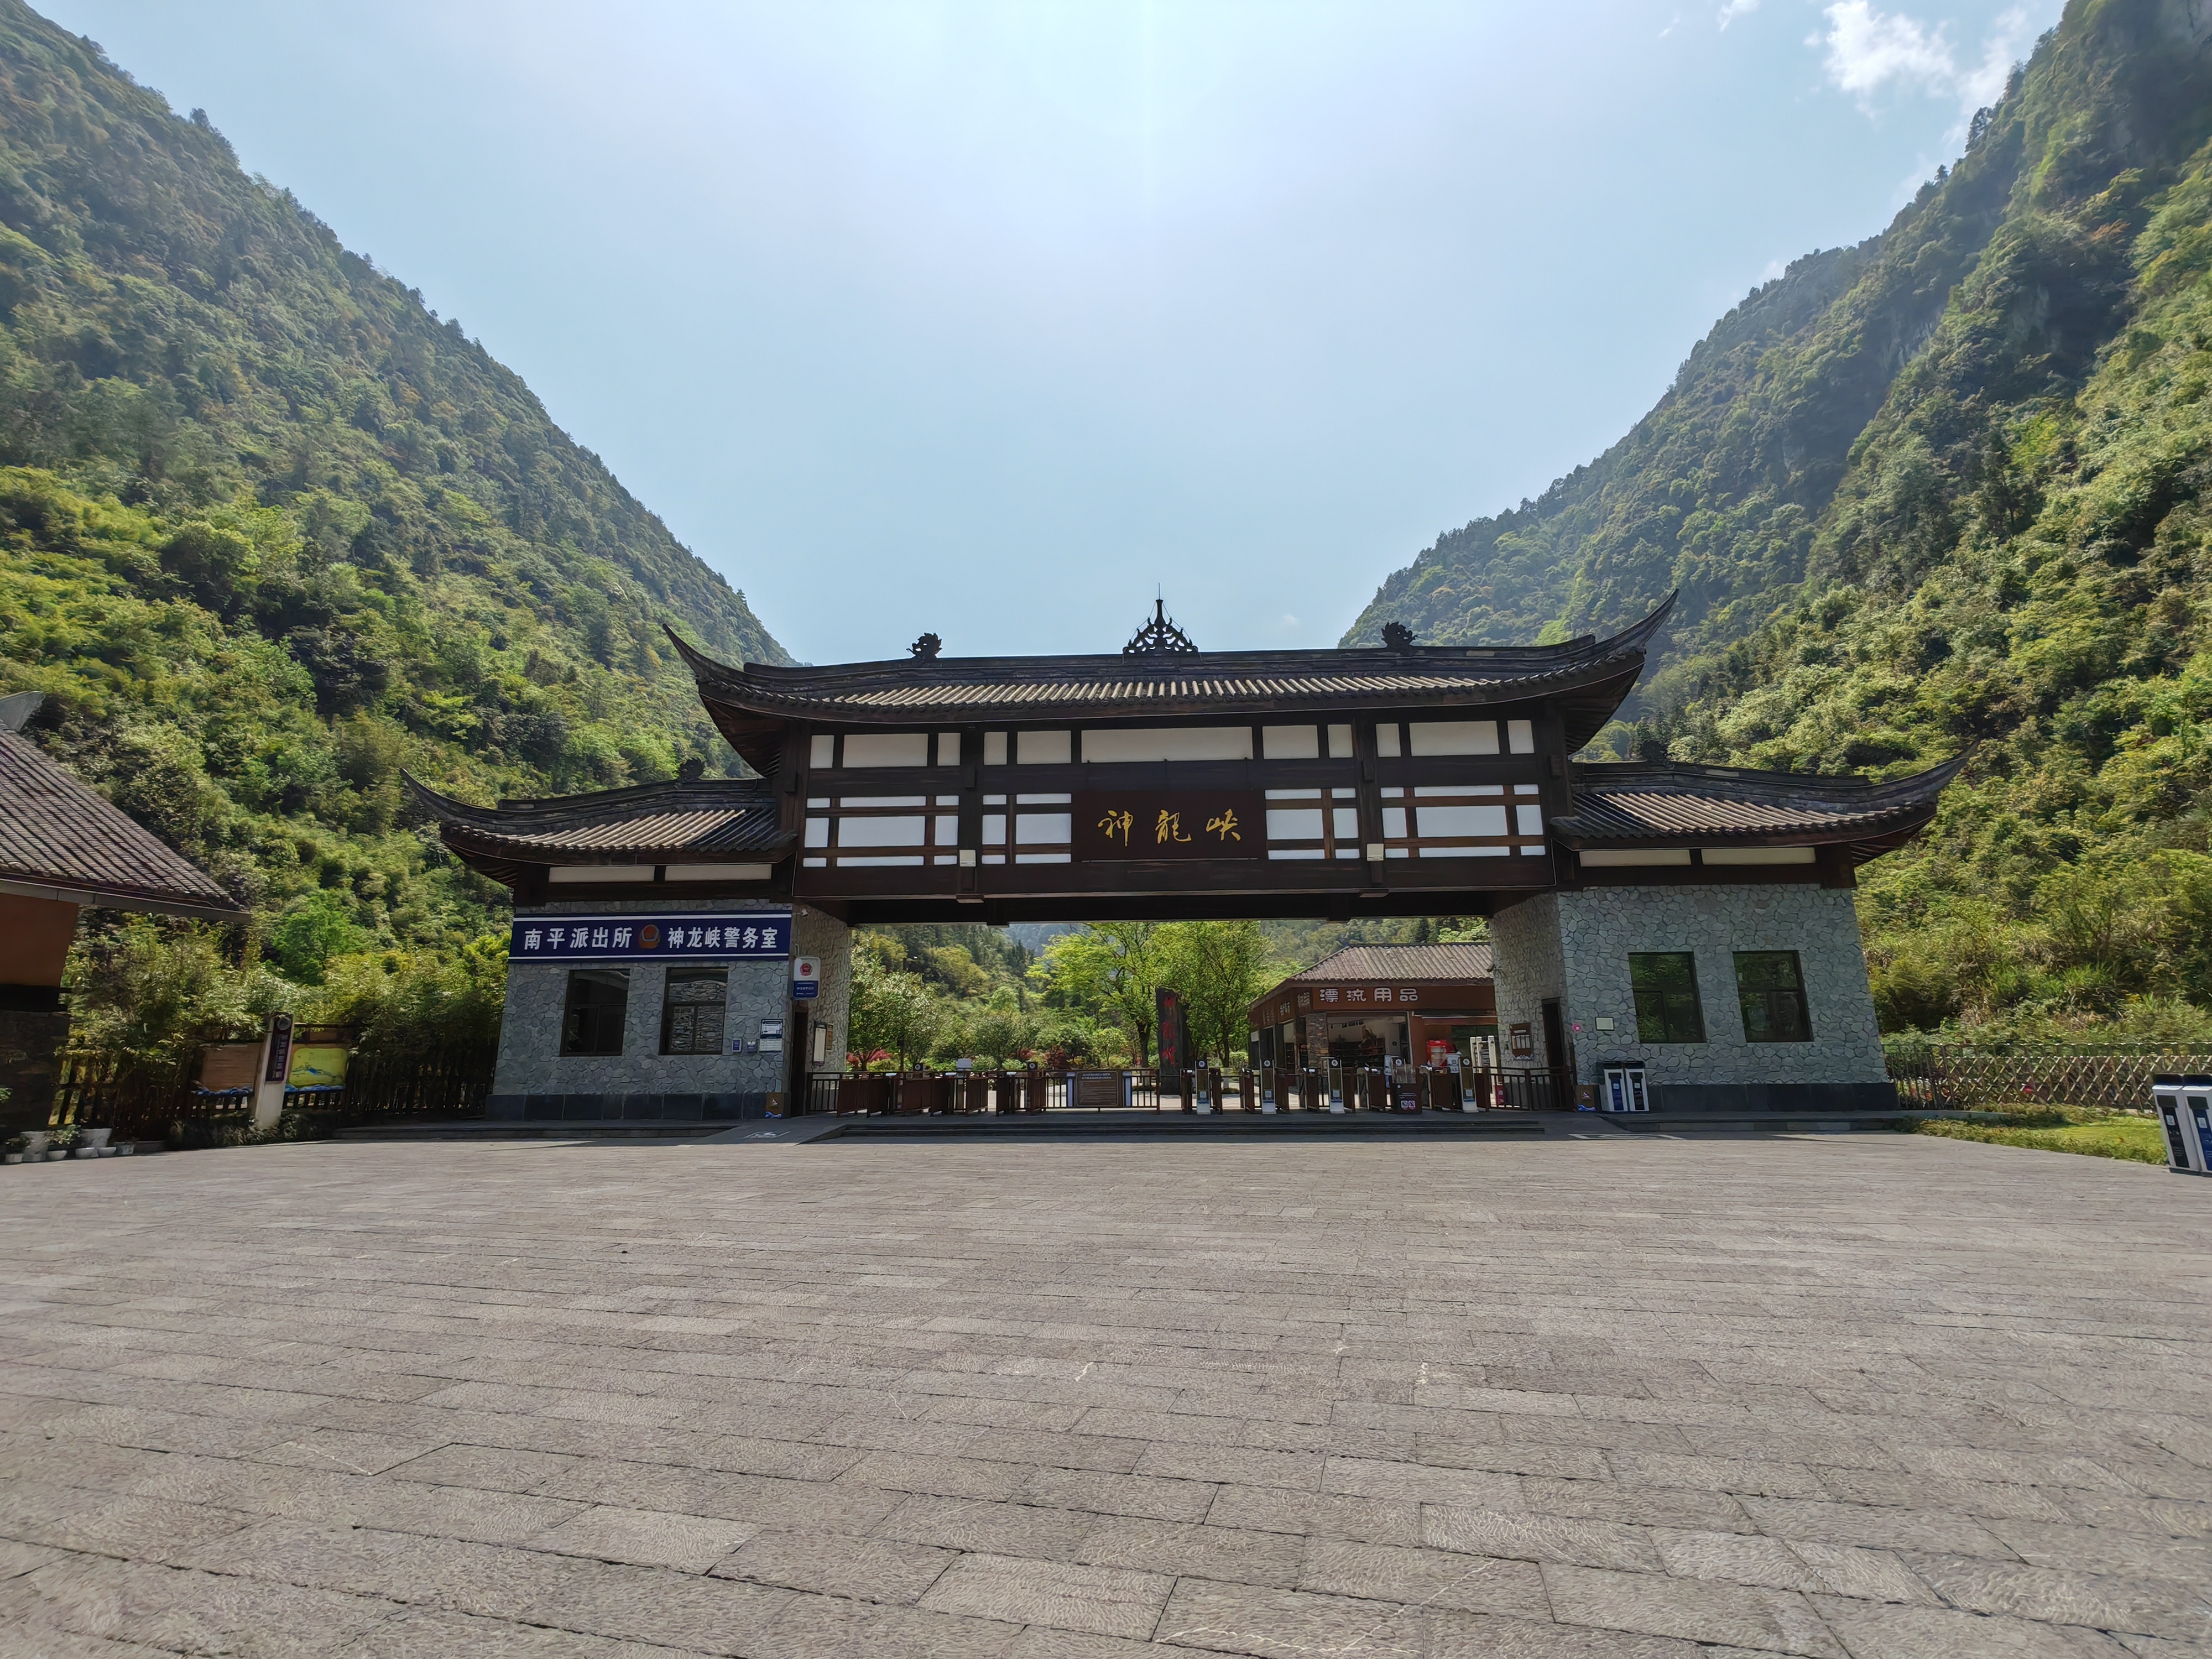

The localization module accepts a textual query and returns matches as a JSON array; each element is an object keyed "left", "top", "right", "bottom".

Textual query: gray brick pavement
[{"left": 0, "top": 1133, "right": 2207, "bottom": 1656}]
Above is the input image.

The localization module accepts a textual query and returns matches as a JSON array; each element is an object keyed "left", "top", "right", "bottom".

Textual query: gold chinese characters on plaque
[{"left": 1072, "top": 792, "right": 1266, "bottom": 862}]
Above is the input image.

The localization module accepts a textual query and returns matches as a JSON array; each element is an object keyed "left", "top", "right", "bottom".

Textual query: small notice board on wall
[{"left": 509, "top": 913, "right": 791, "bottom": 962}]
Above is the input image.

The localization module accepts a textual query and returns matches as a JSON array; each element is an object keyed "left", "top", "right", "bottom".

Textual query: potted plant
[
  {"left": 4, "top": 1133, "right": 24, "bottom": 1165},
  {"left": 46, "top": 1126, "right": 74, "bottom": 1161}
]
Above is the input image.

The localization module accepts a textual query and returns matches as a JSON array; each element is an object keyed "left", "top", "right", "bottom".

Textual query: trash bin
[
  {"left": 1600, "top": 1065, "right": 1650, "bottom": 1113},
  {"left": 2156, "top": 1074, "right": 2212, "bottom": 1176}
]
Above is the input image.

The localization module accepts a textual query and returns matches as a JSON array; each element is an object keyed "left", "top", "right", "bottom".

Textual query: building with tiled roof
[
  {"left": 1249, "top": 941, "right": 1498, "bottom": 1072},
  {"left": 0, "top": 692, "right": 244, "bottom": 1132},
  {"left": 407, "top": 594, "right": 1966, "bottom": 1121}
]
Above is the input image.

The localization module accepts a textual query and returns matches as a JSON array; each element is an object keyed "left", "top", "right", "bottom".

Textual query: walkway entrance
[{"left": 412, "top": 596, "right": 1964, "bottom": 1123}]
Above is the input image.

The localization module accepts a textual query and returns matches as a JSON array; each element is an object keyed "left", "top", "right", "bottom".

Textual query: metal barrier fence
[
  {"left": 1888, "top": 1047, "right": 2208, "bottom": 1112},
  {"left": 800, "top": 1065, "right": 1575, "bottom": 1116}
]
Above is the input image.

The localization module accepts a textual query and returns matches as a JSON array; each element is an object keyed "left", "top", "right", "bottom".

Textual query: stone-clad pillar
[
  {"left": 792, "top": 904, "right": 852, "bottom": 1076},
  {"left": 1489, "top": 894, "right": 1568, "bottom": 1071}
]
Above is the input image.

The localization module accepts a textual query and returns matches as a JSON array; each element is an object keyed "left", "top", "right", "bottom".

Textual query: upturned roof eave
[
  {"left": 432, "top": 828, "right": 797, "bottom": 864},
  {"left": 1546, "top": 810, "right": 1938, "bottom": 851},
  {"left": 667, "top": 596, "right": 1676, "bottom": 729},
  {"left": 404, "top": 773, "right": 795, "bottom": 865}
]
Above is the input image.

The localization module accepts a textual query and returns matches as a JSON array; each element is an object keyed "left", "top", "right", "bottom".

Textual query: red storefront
[{"left": 1248, "top": 942, "right": 1496, "bottom": 1072}]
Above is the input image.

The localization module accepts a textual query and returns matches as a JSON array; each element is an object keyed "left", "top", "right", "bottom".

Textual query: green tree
[
  {"left": 1157, "top": 920, "right": 1281, "bottom": 1067},
  {"left": 849, "top": 941, "right": 945, "bottom": 1070},
  {"left": 268, "top": 892, "right": 368, "bottom": 985},
  {"left": 1034, "top": 922, "right": 1166, "bottom": 1064}
]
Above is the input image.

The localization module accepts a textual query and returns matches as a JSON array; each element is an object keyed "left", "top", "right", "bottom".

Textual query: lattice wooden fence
[{"left": 1890, "top": 1048, "right": 2208, "bottom": 1112}]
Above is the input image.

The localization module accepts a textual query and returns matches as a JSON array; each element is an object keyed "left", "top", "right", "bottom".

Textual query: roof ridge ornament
[
  {"left": 910, "top": 632, "right": 942, "bottom": 661},
  {"left": 1124, "top": 597, "right": 1198, "bottom": 656}
]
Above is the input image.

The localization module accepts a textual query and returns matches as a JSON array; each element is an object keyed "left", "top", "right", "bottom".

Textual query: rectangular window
[
  {"left": 1735, "top": 951, "right": 1812, "bottom": 1043},
  {"left": 660, "top": 967, "right": 729, "bottom": 1056},
  {"left": 1629, "top": 952, "right": 1704, "bottom": 1044},
  {"left": 560, "top": 968, "right": 629, "bottom": 1056}
]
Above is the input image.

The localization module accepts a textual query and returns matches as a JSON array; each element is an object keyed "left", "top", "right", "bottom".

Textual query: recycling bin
[
  {"left": 2156, "top": 1074, "right": 2212, "bottom": 1175},
  {"left": 1601, "top": 1065, "right": 1650, "bottom": 1113}
]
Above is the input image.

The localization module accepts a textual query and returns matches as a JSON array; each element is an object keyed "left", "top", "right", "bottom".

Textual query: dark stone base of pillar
[
  {"left": 486, "top": 1093, "right": 776, "bottom": 1123},
  {"left": 1647, "top": 1082, "right": 1900, "bottom": 1114}
]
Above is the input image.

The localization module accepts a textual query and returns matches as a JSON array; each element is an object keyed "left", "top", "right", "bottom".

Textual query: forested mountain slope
[
  {"left": 1354, "top": 0, "right": 2212, "bottom": 1035},
  {"left": 0, "top": 1, "right": 789, "bottom": 975}
]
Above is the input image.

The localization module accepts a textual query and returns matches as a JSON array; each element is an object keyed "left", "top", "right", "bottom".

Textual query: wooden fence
[
  {"left": 44, "top": 1036, "right": 499, "bottom": 1145},
  {"left": 1888, "top": 1047, "right": 2207, "bottom": 1112}
]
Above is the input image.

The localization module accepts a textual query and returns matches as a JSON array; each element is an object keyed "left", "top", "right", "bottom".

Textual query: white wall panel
[
  {"left": 842, "top": 733, "right": 930, "bottom": 768},
  {"left": 1410, "top": 721, "right": 1499, "bottom": 756},
  {"left": 837, "top": 815, "right": 927, "bottom": 847},
  {"left": 1417, "top": 804, "right": 1508, "bottom": 838},
  {"left": 1082, "top": 726, "right": 1254, "bottom": 763}
]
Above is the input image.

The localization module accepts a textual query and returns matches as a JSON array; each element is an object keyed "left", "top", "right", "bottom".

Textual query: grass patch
[{"left": 1907, "top": 1107, "right": 2166, "bottom": 1165}]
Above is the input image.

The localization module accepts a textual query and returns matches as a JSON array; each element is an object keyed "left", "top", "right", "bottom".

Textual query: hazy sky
[{"left": 43, "top": 1, "right": 2058, "bottom": 662}]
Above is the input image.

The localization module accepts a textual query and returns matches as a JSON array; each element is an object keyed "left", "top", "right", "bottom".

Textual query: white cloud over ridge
[{"left": 1814, "top": 2, "right": 2033, "bottom": 120}]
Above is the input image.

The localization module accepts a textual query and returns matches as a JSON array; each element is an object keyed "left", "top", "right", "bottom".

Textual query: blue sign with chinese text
[{"left": 509, "top": 912, "right": 791, "bottom": 962}]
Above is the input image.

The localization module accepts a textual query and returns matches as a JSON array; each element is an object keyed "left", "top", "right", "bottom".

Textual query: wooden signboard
[
  {"left": 1509, "top": 1022, "right": 1535, "bottom": 1060},
  {"left": 197, "top": 1042, "right": 260, "bottom": 1092},
  {"left": 1073, "top": 792, "right": 1265, "bottom": 862}
]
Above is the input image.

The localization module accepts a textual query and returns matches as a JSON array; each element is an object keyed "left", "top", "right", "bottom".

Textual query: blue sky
[{"left": 43, "top": 1, "right": 2059, "bottom": 662}]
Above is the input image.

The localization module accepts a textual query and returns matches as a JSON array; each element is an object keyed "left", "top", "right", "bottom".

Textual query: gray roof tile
[{"left": 0, "top": 731, "right": 241, "bottom": 917}]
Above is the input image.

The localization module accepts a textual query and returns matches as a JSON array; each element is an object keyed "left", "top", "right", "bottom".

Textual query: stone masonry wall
[
  {"left": 1489, "top": 893, "right": 1564, "bottom": 1065},
  {"left": 492, "top": 898, "right": 849, "bottom": 1101},
  {"left": 1554, "top": 883, "right": 1886, "bottom": 1089},
  {"left": 792, "top": 905, "right": 853, "bottom": 1076}
]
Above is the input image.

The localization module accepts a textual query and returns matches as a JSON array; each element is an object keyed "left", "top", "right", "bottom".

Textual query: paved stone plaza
[{"left": 1, "top": 1133, "right": 2208, "bottom": 1658}]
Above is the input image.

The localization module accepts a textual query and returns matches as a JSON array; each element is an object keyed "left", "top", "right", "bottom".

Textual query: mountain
[
  {"left": 0, "top": 1, "right": 789, "bottom": 973},
  {"left": 1352, "top": 0, "right": 2212, "bottom": 1035}
]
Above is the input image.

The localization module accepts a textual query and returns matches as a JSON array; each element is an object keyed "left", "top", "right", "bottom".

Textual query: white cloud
[
  {"left": 1817, "top": 2, "right": 1955, "bottom": 103},
  {"left": 1957, "top": 7, "right": 2033, "bottom": 111},
  {"left": 1717, "top": 0, "right": 1761, "bottom": 29},
  {"left": 1814, "top": 2, "right": 2034, "bottom": 123},
  {"left": 1660, "top": 12, "right": 1683, "bottom": 39}
]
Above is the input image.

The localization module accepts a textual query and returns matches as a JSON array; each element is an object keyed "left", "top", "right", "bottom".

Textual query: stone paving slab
[{"left": 1, "top": 1133, "right": 2209, "bottom": 1656}]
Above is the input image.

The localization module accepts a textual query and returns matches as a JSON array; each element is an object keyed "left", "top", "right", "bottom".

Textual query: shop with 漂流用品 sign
[{"left": 1246, "top": 943, "right": 1498, "bottom": 1073}]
